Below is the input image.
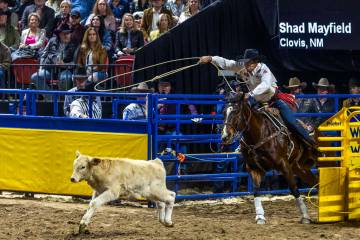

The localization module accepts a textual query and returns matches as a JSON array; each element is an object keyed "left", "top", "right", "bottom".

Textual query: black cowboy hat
[
  {"left": 158, "top": 79, "right": 172, "bottom": 85},
  {"left": 283, "top": 77, "right": 307, "bottom": 89},
  {"left": 237, "top": 49, "right": 265, "bottom": 64},
  {"left": 130, "top": 82, "right": 154, "bottom": 93},
  {"left": 0, "top": 0, "right": 16, "bottom": 7},
  {"left": 72, "top": 67, "right": 88, "bottom": 80},
  {"left": 349, "top": 77, "right": 360, "bottom": 89},
  {"left": 54, "top": 23, "right": 72, "bottom": 35},
  {"left": 78, "top": 80, "right": 95, "bottom": 92},
  {"left": 0, "top": 9, "right": 10, "bottom": 17}
]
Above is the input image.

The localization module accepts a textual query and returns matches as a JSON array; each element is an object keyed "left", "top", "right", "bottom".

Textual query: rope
[
  {"left": 94, "top": 57, "right": 201, "bottom": 92},
  {"left": 305, "top": 165, "right": 360, "bottom": 214}
]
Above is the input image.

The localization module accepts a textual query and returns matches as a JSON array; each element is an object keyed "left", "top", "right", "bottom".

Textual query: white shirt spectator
[{"left": 70, "top": 97, "right": 102, "bottom": 119}]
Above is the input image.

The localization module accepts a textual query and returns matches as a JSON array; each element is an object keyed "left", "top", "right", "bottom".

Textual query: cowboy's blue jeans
[{"left": 275, "top": 99, "right": 313, "bottom": 143}]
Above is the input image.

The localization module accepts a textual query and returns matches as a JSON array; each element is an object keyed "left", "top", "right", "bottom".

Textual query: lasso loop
[
  {"left": 95, "top": 57, "right": 200, "bottom": 92},
  {"left": 94, "top": 56, "right": 235, "bottom": 93}
]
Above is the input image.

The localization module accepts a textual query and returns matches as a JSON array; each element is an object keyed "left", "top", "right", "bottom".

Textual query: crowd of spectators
[{"left": 0, "top": 0, "right": 214, "bottom": 92}]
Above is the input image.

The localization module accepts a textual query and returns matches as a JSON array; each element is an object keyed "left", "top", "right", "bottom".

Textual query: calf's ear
[
  {"left": 89, "top": 157, "right": 101, "bottom": 166},
  {"left": 76, "top": 150, "right": 81, "bottom": 157}
]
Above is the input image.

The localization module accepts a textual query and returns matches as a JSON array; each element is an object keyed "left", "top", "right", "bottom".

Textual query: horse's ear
[{"left": 227, "top": 92, "right": 244, "bottom": 103}]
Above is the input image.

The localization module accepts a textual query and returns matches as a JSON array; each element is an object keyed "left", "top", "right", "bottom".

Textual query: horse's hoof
[
  {"left": 79, "top": 224, "right": 90, "bottom": 234},
  {"left": 256, "top": 219, "right": 266, "bottom": 225},
  {"left": 164, "top": 221, "right": 174, "bottom": 227},
  {"left": 300, "top": 218, "right": 311, "bottom": 224}
]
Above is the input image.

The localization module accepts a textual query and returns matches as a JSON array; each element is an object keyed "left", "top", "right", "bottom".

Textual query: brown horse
[{"left": 222, "top": 92, "right": 318, "bottom": 224}]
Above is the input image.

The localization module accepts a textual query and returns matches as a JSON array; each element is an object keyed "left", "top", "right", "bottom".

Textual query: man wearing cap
[
  {"left": 0, "top": 0, "right": 18, "bottom": 29},
  {"left": 63, "top": 67, "right": 101, "bottom": 116},
  {"left": 200, "top": 49, "right": 316, "bottom": 148},
  {"left": 0, "top": 9, "right": 19, "bottom": 50},
  {"left": 30, "top": 23, "right": 77, "bottom": 91},
  {"left": 343, "top": 77, "right": 360, "bottom": 108},
  {"left": 122, "top": 82, "right": 153, "bottom": 120},
  {"left": 69, "top": 9, "right": 86, "bottom": 46}
]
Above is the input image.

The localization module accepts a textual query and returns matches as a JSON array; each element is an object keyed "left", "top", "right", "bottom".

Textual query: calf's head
[{"left": 70, "top": 150, "right": 101, "bottom": 183}]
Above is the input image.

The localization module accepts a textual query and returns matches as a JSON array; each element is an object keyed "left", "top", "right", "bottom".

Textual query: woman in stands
[
  {"left": 19, "top": 13, "right": 46, "bottom": 52},
  {"left": 77, "top": 27, "right": 108, "bottom": 83},
  {"left": 53, "top": 0, "right": 72, "bottom": 30},
  {"left": 85, "top": 0, "right": 116, "bottom": 32},
  {"left": 178, "top": 0, "right": 200, "bottom": 24},
  {"left": 114, "top": 13, "right": 144, "bottom": 57},
  {"left": 89, "top": 15, "right": 113, "bottom": 55},
  {"left": 149, "top": 13, "right": 171, "bottom": 41}
]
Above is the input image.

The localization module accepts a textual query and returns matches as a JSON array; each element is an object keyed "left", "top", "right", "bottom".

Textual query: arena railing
[
  {"left": 150, "top": 93, "right": 360, "bottom": 199},
  {"left": 0, "top": 89, "right": 358, "bottom": 199},
  {"left": 6, "top": 63, "right": 133, "bottom": 93}
]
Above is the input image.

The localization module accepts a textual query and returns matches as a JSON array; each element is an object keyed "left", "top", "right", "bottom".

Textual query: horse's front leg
[
  {"left": 79, "top": 189, "right": 119, "bottom": 233},
  {"left": 249, "top": 168, "right": 266, "bottom": 224}
]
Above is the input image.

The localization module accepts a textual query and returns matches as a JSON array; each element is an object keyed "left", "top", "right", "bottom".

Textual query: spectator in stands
[
  {"left": 114, "top": 13, "right": 144, "bottom": 58},
  {"left": 130, "top": 0, "right": 150, "bottom": 13},
  {"left": 168, "top": 0, "right": 185, "bottom": 18},
  {"left": 149, "top": 13, "right": 170, "bottom": 41},
  {"left": 70, "top": 0, "right": 95, "bottom": 21},
  {"left": 76, "top": 27, "right": 108, "bottom": 83},
  {"left": 122, "top": 82, "right": 153, "bottom": 120},
  {"left": 46, "top": 0, "right": 62, "bottom": 12},
  {"left": 12, "top": 13, "right": 46, "bottom": 61},
  {"left": 343, "top": 77, "right": 360, "bottom": 108},
  {"left": 69, "top": 9, "right": 85, "bottom": 46},
  {"left": 0, "top": 0, "right": 18, "bottom": 29},
  {"left": 69, "top": 80, "right": 102, "bottom": 118},
  {"left": 0, "top": 9, "right": 20, "bottom": 50},
  {"left": 283, "top": 77, "right": 317, "bottom": 132},
  {"left": 21, "top": 0, "right": 55, "bottom": 38},
  {"left": 141, "top": 0, "right": 173, "bottom": 42},
  {"left": 109, "top": 0, "right": 129, "bottom": 28},
  {"left": 30, "top": 23, "right": 76, "bottom": 91},
  {"left": 53, "top": 0, "right": 71, "bottom": 30},
  {"left": 0, "top": 41, "right": 11, "bottom": 89},
  {"left": 178, "top": 0, "right": 200, "bottom": 24},
  {"left": 132, "top": 11, "right": 143, "bottom": 30},
  {"left": 157, "top": 79, "right": 199, "bottom": 147},
  {"left": 89, "top": 14, "right": 113, "bottom": 56},
  {"left": 311, "top": 78, "right": 335, "bottom": 127},
  {"left": 18, "top": 0, "right": 33, "bottom": 20},
  {"left": 64, "top": 67, "right": 101, "bottom": 116},
  {"left": 85, "top": 0, "right": 116, "bottom": 32}
]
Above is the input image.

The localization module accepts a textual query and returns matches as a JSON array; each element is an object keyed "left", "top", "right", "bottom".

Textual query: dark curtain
[{"left": 134, "top": 0, "right": 360, "bottom": 94}]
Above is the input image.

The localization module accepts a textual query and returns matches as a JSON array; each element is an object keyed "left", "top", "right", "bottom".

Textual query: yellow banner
[{"left": 0, "top": 128, "right": 148, "bottom": 196}]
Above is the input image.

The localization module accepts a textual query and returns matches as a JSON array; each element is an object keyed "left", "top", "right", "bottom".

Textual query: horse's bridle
[{"left": 223, "top": 98, "right": 252, "bottom": 140}]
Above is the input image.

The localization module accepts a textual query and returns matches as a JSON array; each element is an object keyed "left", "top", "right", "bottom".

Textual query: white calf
[{"left": 70, "top": 151, "right": 176, "bottom": 233}]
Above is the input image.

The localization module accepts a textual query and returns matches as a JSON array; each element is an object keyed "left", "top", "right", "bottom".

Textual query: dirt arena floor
[{"left": 0, "top": 194, "right": 359, "bottom": 240}]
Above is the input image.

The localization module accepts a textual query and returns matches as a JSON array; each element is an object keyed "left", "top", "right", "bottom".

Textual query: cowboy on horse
[{"left": 199, "top": 49, "right": 316, "bottom": 150}]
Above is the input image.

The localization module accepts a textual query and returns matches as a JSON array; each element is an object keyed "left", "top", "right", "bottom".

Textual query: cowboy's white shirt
[{"left": 211, "top": 56, "right": 277, "bottom": 102}]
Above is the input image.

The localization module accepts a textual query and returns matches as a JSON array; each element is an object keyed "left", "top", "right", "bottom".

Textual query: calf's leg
[
  {"left": 156, "top": 201, "right": 166, "bottom": 224},
  {"left": 79, "top": 190, "right": 118, "bottom": 233},
  {"left": 164, "top": 190, "right": 176, "bottom": 227}
]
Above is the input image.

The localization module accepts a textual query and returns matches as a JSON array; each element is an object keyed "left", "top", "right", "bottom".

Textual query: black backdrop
[{"left": 134, "top": 0, "right": 360, "bottom": 94}]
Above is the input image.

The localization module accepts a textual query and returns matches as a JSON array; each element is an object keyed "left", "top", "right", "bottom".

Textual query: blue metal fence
[{"left": 0, "top": 89, "right": 358, "bottom": 199}]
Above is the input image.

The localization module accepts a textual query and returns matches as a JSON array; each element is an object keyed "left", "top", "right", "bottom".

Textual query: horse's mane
[{"left": 226, "top": 92, "right": 244, "bottom": 103}]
